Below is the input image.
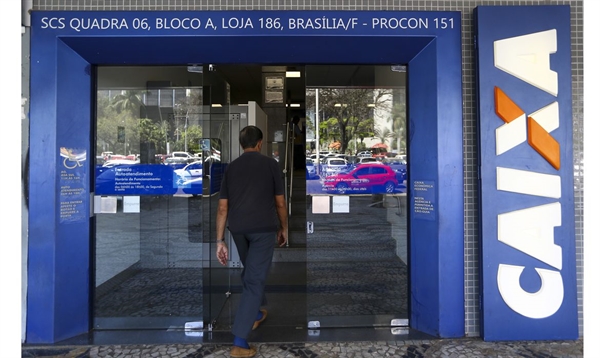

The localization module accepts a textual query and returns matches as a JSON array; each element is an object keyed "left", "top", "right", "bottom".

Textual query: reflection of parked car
[
  {"left": 170, "top": 151, "right": 194, "bottom": 159},
  {"left": 102, "top": 158, "right": 139, "bottom": 168},
  {"left": 174, "top": 161, "right": 203, "bottom": 186},
  {"left": 321, "top": 157, "right": 350, "bottom": 176},
  {"left": 355, "top": 157, "right": 379, "bottom": 165},
  {"left": 306, "top": 158, "right": 318, "bottom": 180},
  {"left": 308, "top": 152, "right": 338, "bottom": 161},
  {"left": 155, "top": 154, "right": 167, "bottom": 163},
  {"left": 381, "top": 157, "right": 407, "bottom": 183},
  {"left": 322, "top": 163, "right": 398, "bottom": 194},
  {"left": 172, "top": 161, "right": 204, "bottom": 196},
  {"left": 163, "top": 157, "right": 190, "bottom": 169}
]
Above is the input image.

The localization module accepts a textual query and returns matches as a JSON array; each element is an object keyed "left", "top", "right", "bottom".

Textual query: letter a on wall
[{"left": 474, "top": 5, "right": 578, "bottom": 341}]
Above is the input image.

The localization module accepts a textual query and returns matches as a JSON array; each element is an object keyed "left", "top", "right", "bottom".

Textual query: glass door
[
  {"left": 93, "top": 66, "right": 217, "bottom": 332},
  {"left": 92, "top": 64, "right": 408, "bottom": 334},
  {"left": 304, "top": 65, "right": 409, "bottom": 330},
  {"left": 203, "top": 64, "right": 310, "bottom": 332},
  {"left": 199, "top": 65, "right": 235, "bottom": 331}
]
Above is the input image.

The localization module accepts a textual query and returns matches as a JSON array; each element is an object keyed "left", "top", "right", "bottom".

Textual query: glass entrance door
[
  {"left": 199, "top": 65, "right": 234, "bottom": 331},
  {"left": 92, "top": 64, "right": 408, "bottom": 334},
  {"left": 202, "top": 64, "right": 310, "bottom": 332},
  {"left": 93, "top": 65, "right": 231, "bottom": 332},
  {"left": 304, "top": 65, "right": 409, "bottom": 330}
]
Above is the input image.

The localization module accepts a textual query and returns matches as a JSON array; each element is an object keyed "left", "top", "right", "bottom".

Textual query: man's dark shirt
[{"left": 219, "top": 151, "right": 284, "bottom": 234}]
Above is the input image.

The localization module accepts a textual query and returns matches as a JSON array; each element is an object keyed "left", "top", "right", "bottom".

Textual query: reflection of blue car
[
  {"left": 163, "top": 157, "right": 190, "bottom": 170},
  {"left": 306, "top": 158, "right": 319, "bottom": 180},
  {"left": 174, "top": 161, "right": 203, "bottom": 185},
  {"left": 173, "top": 161, "right": 203, "bottom": 195},
  {"left": 382, "top": 158, "right": 407, "bottom": 183},
  {"left": 382, "top": 158, "right": 406, "bottom": 171}
]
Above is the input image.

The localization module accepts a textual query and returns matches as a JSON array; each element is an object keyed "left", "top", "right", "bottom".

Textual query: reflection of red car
[{"left": 322, "top": 163, "right": 398, "bottom": 194}]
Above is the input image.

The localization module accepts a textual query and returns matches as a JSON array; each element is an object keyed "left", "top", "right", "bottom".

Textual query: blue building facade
[{"left": 20, "top": 0, "right": 584, "bottom": 345}]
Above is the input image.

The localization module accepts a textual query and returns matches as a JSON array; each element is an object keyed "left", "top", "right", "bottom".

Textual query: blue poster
[{"left": 59, "top": 147, "right": 88, "bottom": 223}]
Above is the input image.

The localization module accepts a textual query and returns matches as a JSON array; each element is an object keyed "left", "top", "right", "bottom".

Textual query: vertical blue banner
[
  {"left": 475, "top": 5, "right": 578, "bottom": 341},
  {"left": 58, "top": 147, "right": 87, "bottom": 223}
]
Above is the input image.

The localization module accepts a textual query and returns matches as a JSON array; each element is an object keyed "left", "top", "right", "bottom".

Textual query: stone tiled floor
[
  {"left": 22, "top": 338, "right": 584, "bottom": 358},
  {"left": 28, "top": 195, "right": 582, "bottom": 358}
]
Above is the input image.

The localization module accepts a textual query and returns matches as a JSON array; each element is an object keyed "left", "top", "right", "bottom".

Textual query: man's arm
[
  {"left": 274, "top": 194, "right": 288, "bottom": 246},
  {"left": 215, "top": 198, "right": 229, "bottom": 265}
]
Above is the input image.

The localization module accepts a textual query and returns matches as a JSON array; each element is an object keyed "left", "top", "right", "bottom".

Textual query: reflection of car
[
  {"left": 170, "top": 151, "right": 194, "bottom": 159},
  {"left": 322, "top": 163, "right": 398, "bottom": 194},
  {"left": 102, "top": 158, "right": 139, "bottom": 168},
  {"left": 309, "top": 152, "right": 338, "bottom": 161},
  {"left": 306, "top": 158, "right": 318, "bottom": 180},
  {"left": 381, "top": 158, "right": 407, "bottom": 183},
  {"left": 174, "top": 161, "right": 203, "bottom": 186},
  {"left": 355, "top": 157, "right": 379, "bottom": 165},
  {"left": 163, "top": 157, "right": 190, "bottom": 169},
  {"left": 155, "top": 154, "right": 168, "bottom": 163},
  {"left": 322, "top": 157, "right": 350, "bottom": 176}
]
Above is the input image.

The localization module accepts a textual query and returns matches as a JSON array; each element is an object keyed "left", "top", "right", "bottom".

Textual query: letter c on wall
[{"left": 497, "top": 264, "right": 564, "bottom": 319}]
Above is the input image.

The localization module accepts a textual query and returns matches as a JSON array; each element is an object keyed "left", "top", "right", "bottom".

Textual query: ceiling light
[
  {"left": 334, "top": 103, "right": 341, "bottom": 107},
  {"left": 211, "top": 104, "right": 222, "bottom": 108},
  {"left": 367, "top": 104, "right": 376, "bottom": 107},
  {"left": 286, "top": 71, "right": 301, "bottom": 78},
  {"left": 391, "top": 65, "right": 407, "bottom": 72},
  {"left": 187, "top": 64, "right": 203, "bottom": 73},
  {"left": 290, "top": 103, "right": 300, "bottom": 107}
]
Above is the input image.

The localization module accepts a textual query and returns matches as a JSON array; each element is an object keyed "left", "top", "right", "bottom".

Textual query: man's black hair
[{"left": 239, "top": 125, "right": 263, "bottom": 149}]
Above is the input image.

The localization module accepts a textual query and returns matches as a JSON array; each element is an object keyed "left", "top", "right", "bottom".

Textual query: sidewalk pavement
[{"left": 22, "top": 338, "right": 584, "bottom": 357}]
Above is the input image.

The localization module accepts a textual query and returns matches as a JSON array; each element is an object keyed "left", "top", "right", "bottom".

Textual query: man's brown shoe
[
  {"left": 230, "top": 345, "right": 257, "bottom": 358},
  {"left": 252, "top": 308, "right": 267, "bottom": 330}
]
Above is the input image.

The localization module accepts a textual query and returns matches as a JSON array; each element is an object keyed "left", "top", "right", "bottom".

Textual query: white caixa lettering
[{"left": 493, "top": 29, "right": 564, "bottom": 319}]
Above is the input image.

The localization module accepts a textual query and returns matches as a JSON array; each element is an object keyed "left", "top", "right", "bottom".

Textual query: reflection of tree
[
  {"left": 388, "top": 92, "right": 407, "bottom": 154},
  {"left": 306, "top": 88, "right": 391, "bottom": 154},
  {"left": 138, "top": 118, "right": 167, "bottom": 153},
  {"left": 355, "top": 118, "right": 375, "bottom": 151},
  {"left": 97, "top": 88, "right": 204, "bottom": 156},
  {"left": 374, "top": 125, "right": 393, "bottom": 145},
  {"left": 172, "top": 125, "right": 203, "bottom": 154},
  {"left": 97, "top": 96, "right": 135, "bottom": 154},
  {"left": 111, "top": 90, "right": 147, "bottom": 118},
  {"left": 170, "top": 92, "right": 203, "bottom": 153},
  {"left": 97, "top": 91, "right": 149, "bottom": 155}
]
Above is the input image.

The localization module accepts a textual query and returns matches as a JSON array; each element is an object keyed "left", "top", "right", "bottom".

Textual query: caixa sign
[{"left": 474, "top": 6, "right": 578, "bottom": 341}]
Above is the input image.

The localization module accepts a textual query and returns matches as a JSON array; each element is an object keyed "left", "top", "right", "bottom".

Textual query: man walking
[{"left": 215, "top": 125, "right": 288, "bottom": 358}]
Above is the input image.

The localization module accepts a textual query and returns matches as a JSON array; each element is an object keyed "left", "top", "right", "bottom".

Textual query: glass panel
[
  {"left": 93, "top": 67, "right": 206, "bottom": 330},
  {"left": 305, "top": 65, "right": 408, "bottom": 327},
  {"left": 204, "top": 65, "right": 310, "bottom": 332},
  {"left": 92, "top": 64, "right": 407, "bottom": 334},
  {"left": 200, "top": 66, "right": 233, "bottom": 330}
]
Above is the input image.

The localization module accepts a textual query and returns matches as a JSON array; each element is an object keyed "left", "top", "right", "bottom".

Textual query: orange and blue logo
[{"left": 475, "top": 5, "right": 577, "bottom": 341}]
